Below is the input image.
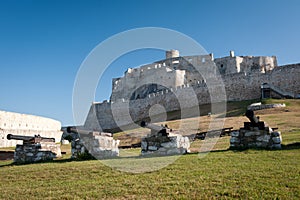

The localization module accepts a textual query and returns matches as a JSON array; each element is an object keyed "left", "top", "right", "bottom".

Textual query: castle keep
[{"left": 84, "top": 50, "right": 300, "bottom": 132}]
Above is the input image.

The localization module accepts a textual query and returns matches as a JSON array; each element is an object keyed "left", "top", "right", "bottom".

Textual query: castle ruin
[
  {"left": 110, "top": 50, "right": 277, "bottom": 102},
  {"left": 84, "top": 50, "right": 300, "bottom": 132}
]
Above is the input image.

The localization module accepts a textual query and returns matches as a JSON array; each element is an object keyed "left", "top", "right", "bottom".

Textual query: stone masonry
[
  {"left": 84, "top": 51, "right": 300, "bottom": 132},
  {"left": 140, "top": 122, "right": 190, "bottom": 156},
  {"left": 14, "top": 142, "right": 61, "bottom": 163},
  {"left": 141, "top": 132, "right": 190, "bottom": 156},
  {"left": 230, "top": 110, "right": 282, "bottom": 149},
  {"left": 67, "top": 131, "right": 119, "bottom": 159},
  {"left": 230, "top": 127, "right": 282, "bottom": 149}
]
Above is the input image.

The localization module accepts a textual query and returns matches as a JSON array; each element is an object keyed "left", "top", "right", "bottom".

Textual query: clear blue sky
[{"left": 0, "top": 0, "right": 299, "bottom": 126}]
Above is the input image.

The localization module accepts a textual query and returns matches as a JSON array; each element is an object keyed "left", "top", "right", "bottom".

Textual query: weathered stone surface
[
  {"left": 83, "top": 51, "right": 300, "bottom": 132},
  {"left": 71, "top": 133, "right": 119, "bottom": 159},
  {"left": 272, "top": 136, "right": 282, "bottom": 144},
  {"left": 13, "top": 142, "right": 61, "bottom": 163},
  {"left": 230, "top": 131, "right": 239, "bottom": 137},
  {"left": 271, "top": 144, "right": 281, "bottom": 149},
  {"left": 230, "top": 127, "right": 282, "bottom": 149},
  {"left": 256, "top": 135, "right": 270, "bottom": 143},
  {"left": 141, "top": 132, "right": 190, "bottom": 156},
  {"left": 271, "top": 131, "right": 281, "bottom": 137}
]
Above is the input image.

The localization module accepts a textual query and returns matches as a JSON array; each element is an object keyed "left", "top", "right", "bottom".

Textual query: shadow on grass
[
  {"left": 0, "top": 152, "right": 186, "bottom": 168},
  {"left": 1, "top": 142, "right": 299, "bottom": 168},
  {"left": 281, "top": 142, "right": 300, "bottom": 150},
  {"left": 225, "top": 142, "right": 300, "bottom": 152},
  {"left": 0, "top": 157, "right": 77, "bottom": 168},
  {"left": 189, "top": 142, "right": 300, "bottom": 155}
]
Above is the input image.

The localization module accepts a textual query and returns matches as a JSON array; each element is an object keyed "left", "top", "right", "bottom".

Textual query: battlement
[{"left": 110, "top": 50, "right": 277, "bottom": 102}]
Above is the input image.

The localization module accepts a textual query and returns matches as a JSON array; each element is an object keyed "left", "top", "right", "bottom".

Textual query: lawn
[{"left": 0, "top": 99, "right": 299, "bottom": 199}]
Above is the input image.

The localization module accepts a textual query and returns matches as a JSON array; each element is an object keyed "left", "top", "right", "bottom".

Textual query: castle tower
[{"left": 166, "top": 49, "right": 180, "bottom": 59}]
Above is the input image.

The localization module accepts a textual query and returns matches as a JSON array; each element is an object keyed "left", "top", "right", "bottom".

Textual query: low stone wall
[
  {"left": 141, "top": 132, "right": 190, "bottom": 156},
  {"left": 71, "top": 132, "right": 119, "bottom": 159},
  {"left": 247, "top": 103, "right": 286, "bottom": 111},
  {"left": 230, "top": 127, "right": 282, "bottom": 149},
  {"left": 14, "top": 142, "right": 61, "bottom": 163}
]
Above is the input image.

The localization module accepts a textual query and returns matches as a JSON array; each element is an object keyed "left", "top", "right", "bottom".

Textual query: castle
[
  {"left": 110, "top": 50, "right": 277, "bottom": 102},
  {"left": 84, "top": 50, "right": 300, "bottom": 132}
]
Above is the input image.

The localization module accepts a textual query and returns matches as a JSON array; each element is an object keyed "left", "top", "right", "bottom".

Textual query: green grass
[
  {"left": 1, "top": 132, "right": 299, "bottom": 199},
  {"left": 0, "top": 99, "right": 299, "bottom": 199},
  {"left": 0, "top": 145, "right": 299, "bottom": 199}
]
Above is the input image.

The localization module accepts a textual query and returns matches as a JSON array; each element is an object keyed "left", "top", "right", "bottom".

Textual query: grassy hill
[{"left": 0, "top": 99, "right": 299, "bottom": 199}]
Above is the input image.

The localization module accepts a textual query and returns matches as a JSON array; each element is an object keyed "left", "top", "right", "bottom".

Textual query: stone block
[
  {"left": 167, "top": 148, "right": 181, "bottom": 155},
  {"left": 257, "top": 135, "right": 270, "bottom": 143},
  {"left": 148, "top": 146, "right": 158, "bottom": 151},
  {"left": 230, "top": 131, "right": 239, "bottom": 137},
  {"left": 230, "top": 137, "right": 240, "bottom": 144},
  {"left": 26, "top": 153, "right": 34, "bottom": 157},
  {"left": 272, "top": 136, "right": 282, "bottom": 144},
  {"left": 271, "top": 131, "right": 281, "bottom": 137},
  {"left": 141, "top": 141, "right": 147, "bottom": 150},
  {"left": 245, "top": 131, "right": 258, "bottom": 137},
  {"left": 271, "top": 144, "right": 281, "bottom": 149},
  {"left": 255, "top": 142, "right": 263, "bottom": 148}
]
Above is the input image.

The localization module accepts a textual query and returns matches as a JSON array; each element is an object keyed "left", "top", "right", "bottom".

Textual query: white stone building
[{"left": 0, "top": 110, "right": 62, "bottom": 147}]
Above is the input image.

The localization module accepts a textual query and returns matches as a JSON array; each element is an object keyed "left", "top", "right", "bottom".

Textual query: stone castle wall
[
  {"left": 84, "top": 63, "right": 300, "bottom": 132},
  {"left": 111, "top": 51, "right": 277, "bottom": 102},
  {"left": 84, "top": 64, "right": 300, "bottom": 131},
  {"left": 269, "top": 64, "right": 300, "bottom": 95}
]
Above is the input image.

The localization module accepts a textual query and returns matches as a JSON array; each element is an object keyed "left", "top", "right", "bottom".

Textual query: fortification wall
[
  {"left": 269, "top": 64, "right": 300, "bottom": 95},
  {"left": 0, "top": 111, "right": 62, "bottom": 147},
  {"left": 111, "top": 63, "right": 186, "bottom": 101},
  {"left": 214, "top": 55, "right": 277, "bottom": 75},
  {"left": 84, "top": 64, "right": 300, "bottom": 132}
]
